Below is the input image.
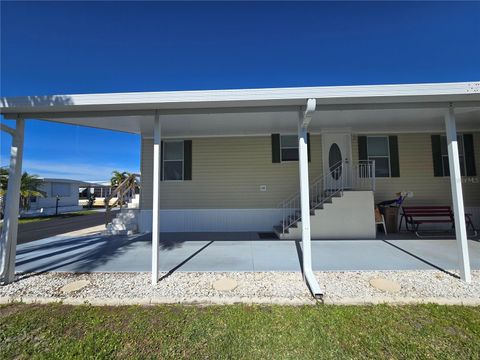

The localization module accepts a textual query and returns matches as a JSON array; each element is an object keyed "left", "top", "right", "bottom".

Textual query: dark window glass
[
  {"left": 329, "top": 143, "right": 342, "bottom": 179},
  {"left": 280, "top": 135, "right": 299, "bottom": 161},
  {"left": 164, "top": 161, "right": 183, "bottom": 181},
  {"left": 367, "top": 136, "right": 390, "bottom": 177},
  {"left": 371, "top": 157, "right": 390, "bottom": 177},
  {"left": 281, "top": 148, "right": 298, "bottom": 161},
  {"left": 163, "top": 141, "right": 184, "bottom": 180}
]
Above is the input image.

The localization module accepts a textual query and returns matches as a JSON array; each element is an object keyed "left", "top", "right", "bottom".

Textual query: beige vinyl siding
[
  {"left": 140, "top": 135, "right": 323, "bottom": 209},
  {"left": 141, "top": 132, "right": 480, "bottom": 210},
  {"left": 352, "top": 133, "right": 480, "bottom": 207}
]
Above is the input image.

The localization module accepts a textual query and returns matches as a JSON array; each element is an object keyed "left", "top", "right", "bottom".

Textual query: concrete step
[
  {"left": 276, "top": 191, "right": 340, "bottom": 236},
  {"left": 107, "top": 222, "right": 137, "bottom": 231},
  {"left": 106, "top": 208, "right": 139, "bottom": 236},
  {"left": 105, "top": 229, "right": 136, "bottom": 236},
  {"left": 273, "top": 225, "right": 284, "bottom": 239},
  {"left": 112, "top": 218, "right": 136, "bottom": 225}
]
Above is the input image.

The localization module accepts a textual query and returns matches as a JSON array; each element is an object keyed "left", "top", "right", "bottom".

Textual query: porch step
[
  {"left": 127, "top": 194, "right": 140, "bottom": 209},
  {"left": 275, "top": 194, "right": 337, "bottom": 239},
  {"left": 105, "top": 228, "right": 136, "bottom": 236},
  {"left": 105, "top": 209, "right": 139, "bottom": 235},
  {"left": 276, "top": 191, "right": 376, "bottom": 240},
  {"left": 273, "top": 225, "right": 287, "bottom": 238}
]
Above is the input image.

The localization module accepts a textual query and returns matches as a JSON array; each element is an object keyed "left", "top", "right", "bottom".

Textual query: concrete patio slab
[{"left": 13, "top": 231, "right": 480, "bottom": 275}]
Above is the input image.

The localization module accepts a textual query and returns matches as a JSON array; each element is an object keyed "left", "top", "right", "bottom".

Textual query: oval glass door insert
[{"left": 329, "top": 143, "right": 342, "bottom": 180}]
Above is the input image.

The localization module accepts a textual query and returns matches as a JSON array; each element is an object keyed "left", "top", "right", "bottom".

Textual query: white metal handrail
[
  {"left": 104, "top": 173, "right": 140, "bottom": 226},
  {"left": 279, "top": 160, "right": 375, "bottom": 235}
]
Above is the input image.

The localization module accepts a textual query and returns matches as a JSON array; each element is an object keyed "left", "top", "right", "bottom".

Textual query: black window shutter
[
  {"left": 271, "top": 134, "right": 281, "bottom": 163},
  {"left": 431, "top": 135, "right": 443, "bottom": 177},
  {"left": 184, "top": 140, "right": 192, "bottom": 180},
  {"left": 358, "top": 136, "right": 367, "bottom": 161},
  {"left": 464, "top": 134, "right": 476, "bottom": 176},
  {"left": 388, "top": 136, "right": 400, "bottom": 177},
  {"left": 307, "top": 133, "right": 311, "bottom": 162},
  {"left": 160, "top": 141, "right": 164, "bottom": 181}
]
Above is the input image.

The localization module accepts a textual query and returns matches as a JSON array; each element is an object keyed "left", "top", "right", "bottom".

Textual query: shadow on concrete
[
  {"left": 382, "top": 240, "right": 460, "bottom": 279},
  {"left": 159, "top": 240, "right": 215, "bottom": 282},
  {"left": 294, "top": 240, "right": 303, "bottom": 273},
  {"left": 16, "top": 233, "right": 151, "bottom": 280},
  {"left": 158, "top": 232, "right": 267, "bottom": 246}
]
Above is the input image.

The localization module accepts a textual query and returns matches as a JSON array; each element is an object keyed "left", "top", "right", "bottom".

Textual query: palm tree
[
  {"left": 0, "top": 167, "right": 8, "bottom": 197},
  {"left": 109, "top": 171, "right": 138, "bottom": 208},
  {"left": 0, "top": 168, "right": 45, "bottom": 212},
  {"left": 110, "top": 170, "right": 128, "bottom": 188},
  {"left": 19, "top": 172, "right": 45, "bottom": 210},
  {"left": 0, "top": 167, "right": 8, "bottom": 217}
]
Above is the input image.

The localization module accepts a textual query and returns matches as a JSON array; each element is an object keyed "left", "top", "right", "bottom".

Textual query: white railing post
[
  {"left": 445, "top": 106, "right": 471, "bottom": 283},
  {"left": 372, "top": 160, "right": 376, "bottom": 192}
]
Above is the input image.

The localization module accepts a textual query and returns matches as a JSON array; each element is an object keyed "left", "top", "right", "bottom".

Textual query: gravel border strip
[{"left": 1, "top": 270, "right": 479, "bottom": 306}]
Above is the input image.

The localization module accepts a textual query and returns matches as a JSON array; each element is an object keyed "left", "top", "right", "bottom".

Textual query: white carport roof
[
  {"left": 40, "top": 178, "right": 95, "bottom": 186},
  {"left": 1, "top": 81, "right": 480, "bottom": 136}
]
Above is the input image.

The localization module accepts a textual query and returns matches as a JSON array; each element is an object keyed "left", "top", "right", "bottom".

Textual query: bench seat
[{"left": 399, "top": 206, "right": 477, "bottom": 237}]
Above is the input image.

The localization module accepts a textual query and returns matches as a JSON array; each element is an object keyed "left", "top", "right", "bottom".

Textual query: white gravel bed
[{"left": 1, "top": 270, "right": 479, "bottom": 306}]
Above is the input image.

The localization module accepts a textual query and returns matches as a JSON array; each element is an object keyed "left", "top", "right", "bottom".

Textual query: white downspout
[
  {"left": 0, "top": 117, "right": 25, "bottom": 284},
  {"left": 298, "top": 99, "right": 324, "bottom": 298},
  {"left": 445, "top": 105, "right": 471, "bottom": 283}
]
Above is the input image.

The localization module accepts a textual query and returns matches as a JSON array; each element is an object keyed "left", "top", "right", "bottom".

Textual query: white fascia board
[{"left": 1, "top": 81, "right": 479, "bottom": 115}]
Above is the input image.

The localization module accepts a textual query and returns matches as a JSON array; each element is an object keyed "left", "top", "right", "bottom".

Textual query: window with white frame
[
  {"left": 280, "top": 135, "right": 298, "bottom": 161},
  {"left": 367, "top": 136, "right": 390, "bottom": 177},
  {"left": 163, "top": 140, "right": 184, "bottom": 181},
  {"left": 440, "top": 134, "right": 466, "bottom": 176}
]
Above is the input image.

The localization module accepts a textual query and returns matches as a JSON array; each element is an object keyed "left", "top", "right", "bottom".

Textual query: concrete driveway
[{"left": 14, "top": 231, "right": 480, "bottom": 275}]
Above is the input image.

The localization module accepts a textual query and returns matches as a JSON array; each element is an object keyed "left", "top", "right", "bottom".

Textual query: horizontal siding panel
[
  {"left": 367, "top": 133, "right": 480, "bottom": 207},
  {"left": 141, "top": 135, "right": 322, "bottom": 209},
  {"left": 140, "top": 133, "right": 480, "bottom": 210}
]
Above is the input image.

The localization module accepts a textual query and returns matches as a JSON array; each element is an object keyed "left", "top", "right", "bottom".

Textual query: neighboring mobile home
[
  {"left": 79, "top": 180, "right": 140, "bottom": 209},
  {"left": 1, "top": 82, "right": 479, "bottom": 296},
  {"left": 23, "top": 178, "right": 84, "bottom": 216}
]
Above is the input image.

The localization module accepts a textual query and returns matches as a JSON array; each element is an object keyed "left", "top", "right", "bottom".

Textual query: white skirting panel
[
  {"left": 138, "top": 209, "right": 283, "bottom": 233},
  {"left": 21, "top": 205, "right": 83, "bottom": 217}
]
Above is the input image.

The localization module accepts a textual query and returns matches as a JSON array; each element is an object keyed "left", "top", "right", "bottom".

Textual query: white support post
[
  {"left": 0, "top": 118, "right": 25, "bottom": 284},
  {"left": 151, "top": 112, "right": 161, "bottom": 285},
  {"left": 445, "top": 106, "right": 471, "bottom": 283},
  {"left": 298, "top": 99, "right": 323, "bottom": 298}
]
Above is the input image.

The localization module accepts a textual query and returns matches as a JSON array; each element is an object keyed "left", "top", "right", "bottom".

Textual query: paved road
[{"left": 17, "top": 211, "right": 118, "bottom": 244}]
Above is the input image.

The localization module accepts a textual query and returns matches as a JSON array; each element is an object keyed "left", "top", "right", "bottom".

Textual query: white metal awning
[{"left": 1, "top": 81, "right": 479, "bottom": 136}]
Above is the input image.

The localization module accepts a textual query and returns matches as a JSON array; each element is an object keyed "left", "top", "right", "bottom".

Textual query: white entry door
[{"left": 321, "top": 133, "right": 352, "bottom": 189}]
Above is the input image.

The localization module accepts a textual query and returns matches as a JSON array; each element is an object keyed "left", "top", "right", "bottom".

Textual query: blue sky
[{"left": 1, "top": 1, "right": 479, "bottom": 180}]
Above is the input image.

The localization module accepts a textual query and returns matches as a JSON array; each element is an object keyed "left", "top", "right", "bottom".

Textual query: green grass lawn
[
  {"left": 1, "top": 304, "right": 479, "bottom": 359},
  {"left": 17, "top": 210, "right": 97, "bottom": 224}
]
